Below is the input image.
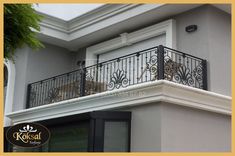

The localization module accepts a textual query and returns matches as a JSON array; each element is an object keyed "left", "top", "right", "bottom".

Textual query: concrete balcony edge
[{"left": 6, "top": 80, "right": 231, "bottom": 124}]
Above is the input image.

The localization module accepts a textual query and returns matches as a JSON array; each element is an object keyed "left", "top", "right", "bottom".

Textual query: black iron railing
[{"left": 26, "top": 45, "right": 207, "bottom": 108}]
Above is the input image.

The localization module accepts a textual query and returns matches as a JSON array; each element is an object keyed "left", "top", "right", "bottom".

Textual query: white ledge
[
  {"left": 37, "top": 4, "right": 203, "bottom": 51},
  {"left": 6, "top": 80, "right": 231, "bottom": 124}
]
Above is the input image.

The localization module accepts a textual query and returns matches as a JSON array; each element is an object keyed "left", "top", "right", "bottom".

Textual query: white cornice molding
[
  {"left": 6, "top": 80, "right": 231, "bottom": 124},
  {"left": 37, "top": 4, "right": 144, "bottom": 35},
  {"left": 68, "top": 4, "right": 141, "bottom": 33},
  {"left": 37, "top": 4, "right": 208, "bottom": 51},
  {"left": 37, "top": 4, "right": 165, "bottom": 42}
]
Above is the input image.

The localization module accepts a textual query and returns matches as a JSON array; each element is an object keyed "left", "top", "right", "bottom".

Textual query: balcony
[{"left": 26, "top": 45, "right": 207, "bottom": 109}]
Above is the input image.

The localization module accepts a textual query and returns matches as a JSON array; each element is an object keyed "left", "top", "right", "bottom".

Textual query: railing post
[
  {"left": 157, "top": 45, "right": 165, "bottom": 80},
  {"left": 80, "top": 67, "right": 86, "bottom": 96},
  {"left": 26, "top": 84, "right": 32, "bottom": 109},
  {"left": 202, "top": 60, "right": 208, "bottom": 90}
]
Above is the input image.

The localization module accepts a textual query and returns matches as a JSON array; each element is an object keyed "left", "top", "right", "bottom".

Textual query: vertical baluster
[
  {"left": 32, "top": 85, "right": 36, "bottom": 108},
  {"left": 42, "top": 81, "right": 46, "bottom": 104},
  {"left": 26, "top": 84, "right": 32, "bottom": 108},
  {"left": 72, "top": 71, "right": 78, "bottom": 98},
  {"left": 129, "top": 57, "right": 131, "bottom": 85},
  {"left": 145, "top": 52, "right": 148, "bottom": 82},
  {"left": 103, "top": 64, "right": 105, "bottom": 92},
  {"left": 92, "top": 68, "right": 95, "bottom": 95},
  {"left": 191, "top": 58, "right": 193, "bottom": 83},
  {"left": 133, "top": 56, "right": 135, "bottom": 85},
  {"left": 106, "top": 63, "right": 109, "bottom": 91},
  {"left": 35, "top": 83, "right": 38, "bottom": 106},
  {"left": 77, "top": 70, "right": 80, "bottom": 96},
  {"left": 56, "top": 77, "right": 60, "bottom": 100},
  {"left": 175, "top": 52, "right": 178, "bottom": 64},
  {"left": 202, "top": 59, "right": 207, "bottom": 90},
  {"left": 110, "top": 62, "right": 112, "bottom": 90},
  {"left": 39, "top": 82, "right": 42, "bottom": 105},
  {"left": 35, "top": 84, "right": 38, "bottom": 107},
  {"left": 52, "top": 78, "right": 56, "bottom": 101},
  {"left": 141, "top": 53, "right": 143, "bottom": 83},
  {"left": 179, "top": 53, "right": 182, "bottom": 65},
  {"left": 61, "top": 75, "right": 64, "bottom": 101},
  {"left": 66, "top": 74, "right": 70, "bottom": 99},
  {"left": 55, "top": 77, "right": 59, "bottom": 101},
  {"left": 71, "top": 72, "right": 75, "bottom": 99},
  {"left": 149, "top": 52, "right": 152, "bottom": 81},
  {"left": 71, "top": 72, "right": 75, "bottom": 98},
  {"left": 114, "top": 60, "right": 116, "bottom": 73},
  {"left": 66, "top": 74, "right": 69, "bottom": 99},
  {"left": 44, "top": 81, "right": 48, "bottom": 104},
  {"left": 125, "top": 58, "right": 128, "bottom": 85},
  {"left": 157, "top": 45, "right": 165, "bottom": 80},
  {"left": 68, "top": 73, "right": 72, "bottom": 99},
  {"left": 99, "top": 64, "right": 102, "bottom": 93},
  {"left": 136, "top": 53, "right": 140, "bottom": 83},
  {"left": 50, "top": 78, "right": 54, "bottom": 103},
  {"left": 82, "top": 69, "right": 86, "bottom": 96},
  {"left": 80, "top": 67, "right": 86, "bottom": 96},
  {"left": 122, "top": 58, "right": 124, "bottom": 71}
]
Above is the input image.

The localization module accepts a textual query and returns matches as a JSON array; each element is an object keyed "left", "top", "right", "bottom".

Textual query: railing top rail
[
  {"left": 163, "top": 46, "right": 205, "bottom": 61},
  {"left": 30, "top": 68, "right": 83, "bottom": 85},
  {"left": 96, "top": 46, "right": 159, "bottom": 65}
]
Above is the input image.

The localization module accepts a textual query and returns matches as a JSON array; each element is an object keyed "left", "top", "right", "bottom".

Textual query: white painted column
[{"left": 4, "top": 59, "right": 16, "bottom": 127}]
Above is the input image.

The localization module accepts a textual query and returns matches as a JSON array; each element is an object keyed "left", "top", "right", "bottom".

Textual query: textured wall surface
[
  {"left": 173, "top": 5, "right": 231, "bottom": 96},
  {"left": 122, "top": 102, "right": 231, "bottom": 152},
  {"left": 13, "top": 43, "right": 75, "bottom": 111}
]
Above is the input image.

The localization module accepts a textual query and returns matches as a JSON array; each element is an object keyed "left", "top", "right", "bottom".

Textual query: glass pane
[
  {"left": 103, "top": 121, "right": 129, "bottom": 152},
  {"left": 48, "top": 122, "right": 89, "bottom": 152}
]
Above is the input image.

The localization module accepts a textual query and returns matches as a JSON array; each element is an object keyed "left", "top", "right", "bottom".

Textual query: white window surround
[
  {"left": 86, "top": 19, "right": 176, "bottom": 66},
  {"left": 6, "top": 80, "right": 231, "bottom": 125},
  {"left": 4, "top": 59, "right": 16, "bottom": 127}
]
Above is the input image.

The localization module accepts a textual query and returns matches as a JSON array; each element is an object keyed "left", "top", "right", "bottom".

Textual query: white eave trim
[
  {"left": 37, "top": 4, "right": 165, "bottom": 42},
  {"left": 6, "top": 80, "right": 231, "bottom": 124}
]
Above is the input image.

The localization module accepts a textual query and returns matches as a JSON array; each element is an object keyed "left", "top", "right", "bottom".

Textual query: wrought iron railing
[{"left": 26, "top": 45, "right": 207, "bottom": 108}]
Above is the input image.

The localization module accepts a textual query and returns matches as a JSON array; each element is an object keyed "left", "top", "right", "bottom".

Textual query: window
[
  {"left": 103, "top": 121, "right": 129, "bottom": 152},
  {"left": 4, "top": 111, "right": 131, "bottom": 152}
]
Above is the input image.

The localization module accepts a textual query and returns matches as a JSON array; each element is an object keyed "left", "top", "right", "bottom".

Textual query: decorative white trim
[
  {"left": 6, "top": 80, "right": 231, "bottom": 124},
  {"left": 4, "top": 59, "right": 16, "bottom": 126},
  {"left": 37, "top": 4, "right": 204, "bottom": 51},
  {"left": 37, "top": 4, "right": 164, "bottom": 42},
  {"left": 86, "top": 19, "right": 176, "bottom": 66},
  {"left": 68, "top": 4, "right": 141, "bottom": 33}
]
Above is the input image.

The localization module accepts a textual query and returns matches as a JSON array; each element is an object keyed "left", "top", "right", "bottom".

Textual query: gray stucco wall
[
  {"left": 173, "top": 5, "right": 231, "bottom": 96},
  {"left": 84, "top": 5, "right": 231, "bottom": 96},
  {"left": 13, "top": 43, "right": 76, "bottom": 111},
  {"left": 99, "top": 34, "right": 166, "bottom": 62},
  {"left": 72, "top": 48, "right": 86, "bottom": 70},
  {"left": 161, "top": 103, "right": 231, "bottom": 152},
  {"left": 121, "top": 102, "right": 231, "bottom": 152},
  {"left": 26, "top": 43, "right": 73, "bottom": 83},
  {"left": 124, "top": 104, "right": 162, "bottom": 152},
  {"left": 13, "top": 47, "right": 30, "bottom": 111}
]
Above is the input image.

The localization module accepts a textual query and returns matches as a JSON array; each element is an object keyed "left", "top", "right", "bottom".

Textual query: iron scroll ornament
[
  {"left": 108, "top": 69, "right": 129, "bottom": 90},
  {"left": 174, "top": 66, "right": 194, "bottom": 86},
  {"left": 193, "top": 63, "right": 203, "bottom": 88}
]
